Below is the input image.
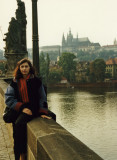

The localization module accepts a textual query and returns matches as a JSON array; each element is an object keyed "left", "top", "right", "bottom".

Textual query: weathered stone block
[{"left": 27, "top": 118, "right": 103, "bottom": 160}]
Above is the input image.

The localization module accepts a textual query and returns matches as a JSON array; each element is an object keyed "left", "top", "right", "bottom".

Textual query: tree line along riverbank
[{"left": 47, "top": 81, "right": 117, "bottom": 88}]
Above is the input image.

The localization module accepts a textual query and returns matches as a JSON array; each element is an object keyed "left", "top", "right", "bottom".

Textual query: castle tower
[
  {"left": 67, "top": 28, "right": 73, "bottom": 46},
  {"left": 76, "top": 33, "right": 78, "bottom": 44},
  {"left": 77, "top": 33, "right": 78, "bottom": 40},
  {"left": 114, "top": 38, "right": 117, "bottom": 45},
  {"left": 62, "top": 33, "right": 66, "bottom": 46}
]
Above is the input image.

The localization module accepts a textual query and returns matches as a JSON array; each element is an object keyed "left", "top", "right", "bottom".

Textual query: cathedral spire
[
  {"left": 67, "top": 28, "right": 73, "bottom": 46},
  {"left": 62, "top": 33, "right": 66, "bottom": 46},
  {"left": 69, "top": 28, "right": 71, "bottom": 35},
  {"left": 76, "top": 33, "right": 78, "bottom": 44},
  {"left": 114, "top": 38, "right": 117, "bottom": 45}
]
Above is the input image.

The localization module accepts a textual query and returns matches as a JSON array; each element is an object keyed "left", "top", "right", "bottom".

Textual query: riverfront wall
[
  {"left": 48, "top": 81, "right": 117, "bottom": 88},
  {"left": 0, "top": 80, "right": 103, "bottom": 160}
]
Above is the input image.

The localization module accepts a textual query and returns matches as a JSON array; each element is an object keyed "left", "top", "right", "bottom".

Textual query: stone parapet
[
  {"left": 0, "top": 80, "right": 103, "bottom": 160},
  {"left": 27, "top": 116, "right": 103, "bottom": 160}
]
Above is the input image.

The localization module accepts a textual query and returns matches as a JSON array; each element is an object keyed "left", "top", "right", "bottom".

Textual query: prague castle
[
  {"left": 40, "top": 29, "right": 101, "bottom": 56},
  {"left": 39, "top": 29, "right": 117, "bottom": 61},
  {"left": 62, "top": 29, "right": 100, "bottom": 53}
]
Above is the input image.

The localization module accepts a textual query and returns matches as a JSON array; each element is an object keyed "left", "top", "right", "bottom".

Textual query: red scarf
[{"left": 18, "top": 74, "right": 30, "bottom": 103}]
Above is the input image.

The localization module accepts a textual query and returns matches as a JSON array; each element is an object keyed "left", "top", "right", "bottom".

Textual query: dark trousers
[{"left": 13, "top": 112, "right": 33, "bottom": 160}]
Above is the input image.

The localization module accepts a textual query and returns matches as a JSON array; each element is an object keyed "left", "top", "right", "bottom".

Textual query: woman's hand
[
  {"left": 41, "top": 115, "right": 52, "bottom": 119},
  {"left": 22, "top": 108, "right": 32, "bottom": 115}
]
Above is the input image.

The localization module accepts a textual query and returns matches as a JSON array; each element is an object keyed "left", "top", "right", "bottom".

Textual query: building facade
[
  {"left": 105, "top": 58, "right": 117, "bottom": 79},
  {"left": 62, "top": 29, "right": 101, "bottom": 53},
  {"left": 75, "top": 61, "right": 90, "bottom": 82},
  {"left": 39, "top": 29, "right": 101, "bottom": 61}
]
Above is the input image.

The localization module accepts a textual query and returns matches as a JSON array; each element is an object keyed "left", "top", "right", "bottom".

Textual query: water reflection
[{"left": 47, "top": 88, "right": 117, "bottom": 160}]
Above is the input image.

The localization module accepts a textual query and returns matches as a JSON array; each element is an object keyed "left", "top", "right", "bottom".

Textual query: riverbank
[
  {"left": 48, "top": 82, "right": 117, "bottom": 88},
  {"left": 1, "top": 77, "right": 117, "bottom": 89}
]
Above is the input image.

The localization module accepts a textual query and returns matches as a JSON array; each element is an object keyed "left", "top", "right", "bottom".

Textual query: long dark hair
[{"left": 14, "top": 58, "right": 36, "bottom": 79}]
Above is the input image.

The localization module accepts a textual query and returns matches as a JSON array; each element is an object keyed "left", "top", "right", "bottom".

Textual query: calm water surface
[{"left": 47, "top": 87, "right": 117, "bottom": 160}]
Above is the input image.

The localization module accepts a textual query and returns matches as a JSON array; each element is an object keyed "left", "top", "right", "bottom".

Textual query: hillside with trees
[{"left": 77, "top": 50, "right": 117, "bottom": 61}]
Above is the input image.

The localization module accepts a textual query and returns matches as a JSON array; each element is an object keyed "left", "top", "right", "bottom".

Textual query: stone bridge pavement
[{"left": 0, "top": 112, "right": 15, "bottom": 160}]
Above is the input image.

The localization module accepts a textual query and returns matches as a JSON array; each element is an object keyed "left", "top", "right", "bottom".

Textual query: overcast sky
[{"left": 0, "top": 0, "right": 117, "bottom": 50}]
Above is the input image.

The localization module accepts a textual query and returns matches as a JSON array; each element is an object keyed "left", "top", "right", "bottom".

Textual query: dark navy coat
[{"left": 5, "top": 76, "right": 48, "bottom": 117}]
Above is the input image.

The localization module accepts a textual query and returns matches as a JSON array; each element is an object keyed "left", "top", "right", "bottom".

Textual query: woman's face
[{"left": 20, "top": 62, "right": 30, "bottom": 77}]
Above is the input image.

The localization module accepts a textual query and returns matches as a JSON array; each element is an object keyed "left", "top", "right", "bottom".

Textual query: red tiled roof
[{"left": 106, "top": 58, "right": 117, "bottom": 65}]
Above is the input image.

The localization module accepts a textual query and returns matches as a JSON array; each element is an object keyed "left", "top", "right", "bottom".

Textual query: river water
[{"left": 47, "top": 87, "right": 117, "bottom": 160}]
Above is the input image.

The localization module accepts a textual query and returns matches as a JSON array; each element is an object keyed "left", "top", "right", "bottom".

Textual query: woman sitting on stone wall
[{"left": 5, "top": 58, "right": 51, "bottom": 160}]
